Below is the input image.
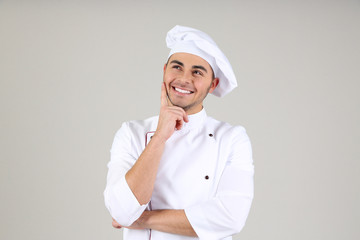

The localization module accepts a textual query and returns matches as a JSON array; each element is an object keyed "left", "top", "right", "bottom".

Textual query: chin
[
  {"left": 172, "top": 102, "right": 189, "bottom": 110},
  {"left": 174, "top": 102, "right": 197, "bottom": 112}
]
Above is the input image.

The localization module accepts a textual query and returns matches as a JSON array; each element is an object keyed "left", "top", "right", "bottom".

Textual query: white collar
[{"left": 180, "top": 108, "right": 207, "bottom": 131}]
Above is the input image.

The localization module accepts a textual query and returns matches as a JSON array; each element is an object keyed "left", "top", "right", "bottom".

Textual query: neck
[{"left": 185, "top": 105, "right": 203, "bottom": 115}]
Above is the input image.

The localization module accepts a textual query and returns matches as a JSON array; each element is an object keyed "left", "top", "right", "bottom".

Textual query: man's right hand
[{"left": 154, "top": 82, "right": 189, "bottom": 142}]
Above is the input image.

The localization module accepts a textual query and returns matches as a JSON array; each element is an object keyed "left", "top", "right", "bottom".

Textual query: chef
[{"left": 104, "top": 25, "right": 254, "bottom": 240}]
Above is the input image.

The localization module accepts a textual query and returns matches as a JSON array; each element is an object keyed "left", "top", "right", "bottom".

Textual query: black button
[
  {"left": 205, "top": 175, "right": 209, "bottom": 180},
  {"left": 209, "top": 133, "right": 213, "bottom": 137}
]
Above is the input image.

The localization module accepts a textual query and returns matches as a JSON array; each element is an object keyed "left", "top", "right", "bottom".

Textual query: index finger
[{"left": 161, "top": 82, "right": 169, "bottom": 107}]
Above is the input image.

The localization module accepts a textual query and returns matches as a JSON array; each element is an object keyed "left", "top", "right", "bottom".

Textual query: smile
[{"left": 173, "top": 86, "right": 194, "bottom": 95}]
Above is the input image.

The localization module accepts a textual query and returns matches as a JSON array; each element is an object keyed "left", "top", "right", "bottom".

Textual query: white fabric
[
  {"left": 104, "top": 109, "right": 254, "bottom": 240},
  {"left": 166, "top": 25, "right": 238, "bottom": 97}
]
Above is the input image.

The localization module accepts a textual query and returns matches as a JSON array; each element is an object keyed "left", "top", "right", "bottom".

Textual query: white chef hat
[{"left": 166, "top": 25, "right": 237, "bottom": 97}]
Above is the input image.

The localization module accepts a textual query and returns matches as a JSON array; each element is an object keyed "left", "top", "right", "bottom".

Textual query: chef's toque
[{"left": 166, "top": 25, "right": 237, "bottom": 97}]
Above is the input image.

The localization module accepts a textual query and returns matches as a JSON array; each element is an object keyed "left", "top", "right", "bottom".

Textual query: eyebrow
[{"left": 170, "top": 60, "right": 208, "bottom": 73}]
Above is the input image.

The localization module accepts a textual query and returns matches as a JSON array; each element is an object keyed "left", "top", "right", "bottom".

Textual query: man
[{"left": 104, "top": 25, "right": 254, "bottom": 240}]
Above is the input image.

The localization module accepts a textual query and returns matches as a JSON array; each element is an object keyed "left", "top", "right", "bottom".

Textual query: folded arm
[{"left": 120, "top": 209, "right": 197, "bottom": 237}]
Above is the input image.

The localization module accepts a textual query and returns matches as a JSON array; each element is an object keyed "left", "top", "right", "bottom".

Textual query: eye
[
  {"left": 172, "top": 65, "right": 181, "bottom": 70},
  {"left": 193, "top": 70, "right": 203, "bottom": 76}
]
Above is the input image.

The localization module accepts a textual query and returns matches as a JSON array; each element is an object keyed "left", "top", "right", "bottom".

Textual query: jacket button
[
  {"left": 209, "top": 133, "right": 213, "bottom": 137},
  {"left": 205, "top": 175, "right": 209, "bottom": 180}
]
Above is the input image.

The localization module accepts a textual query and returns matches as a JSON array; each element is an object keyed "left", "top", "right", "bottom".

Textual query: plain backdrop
[{"left": 0, "top": 0, "right": 359, "bottom": 239}]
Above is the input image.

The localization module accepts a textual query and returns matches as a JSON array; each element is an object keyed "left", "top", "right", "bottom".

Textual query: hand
[
  {"left": 111, "top": 214, "right": 147, "bottom": 230},
  {"left": 154, "top": 82, "right": 189, "bottom": 142},
  {"left": 112, "top": 218, "right": 122, "bottom": 229}
]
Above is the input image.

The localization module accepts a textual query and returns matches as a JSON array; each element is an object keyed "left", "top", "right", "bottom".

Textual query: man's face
[{"left": 163, "top": 52, "right": 219, "bottom": 114}]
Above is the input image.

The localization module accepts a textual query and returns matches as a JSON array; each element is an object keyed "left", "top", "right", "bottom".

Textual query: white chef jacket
[{"left": 104, "top": 108, "right": 254, "bottom": 240}]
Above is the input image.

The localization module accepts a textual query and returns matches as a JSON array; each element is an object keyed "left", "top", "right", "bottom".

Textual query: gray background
[{"left": 0, "top": 0, "right": 359, "bottom": 239}]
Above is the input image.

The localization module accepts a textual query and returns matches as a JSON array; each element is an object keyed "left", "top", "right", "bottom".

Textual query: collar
[{"left": 180, "top": 108, "right": 207, "bottom": 131}]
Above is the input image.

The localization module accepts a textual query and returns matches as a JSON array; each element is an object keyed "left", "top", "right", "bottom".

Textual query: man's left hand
[{"left": 112, "top": 218, "right": 122, "bottom": 229}]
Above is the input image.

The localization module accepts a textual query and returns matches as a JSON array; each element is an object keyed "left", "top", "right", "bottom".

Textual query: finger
[
  {"left": 161, "top": 82, "right": 168, "bottom": 107},
  {"left": 183, "top": 112, "right": 189, "bottom": 123},
  {"left": 112, "top": 221, "right": 122, "bottom": 228},
  {"left": 168, "top": 107, "right": 189, "bottom": 123},
  {"left": 174, "top": 112, "right": 185, "bottom": 130},
  {"left": 175, "top": 119, "right": 184, "bottom": 130},
  {"left": 167, "top": 108, "right": 186, "bottom": 121},
  {"left": 112, "top": 218, "right": 122, "bottom": 229}
]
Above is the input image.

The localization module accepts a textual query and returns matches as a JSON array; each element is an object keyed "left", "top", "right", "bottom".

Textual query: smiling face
[{"left": 163, "top": 52, "right": 219, "bottom": 115}]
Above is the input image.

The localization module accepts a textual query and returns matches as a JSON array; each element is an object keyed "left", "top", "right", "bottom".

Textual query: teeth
[{"left": 175, "top": 87, "right": 191, "bottom": 94}]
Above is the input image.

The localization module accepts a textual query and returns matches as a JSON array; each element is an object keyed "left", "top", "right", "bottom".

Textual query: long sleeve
[
  {"left": 104, "top": 122, "right": 148, "bottom": 226},
  {"left": 184, "top": 126, "right": 254, "bottom": 240}
]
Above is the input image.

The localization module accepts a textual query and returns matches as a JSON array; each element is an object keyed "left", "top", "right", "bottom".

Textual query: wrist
[
  {"left": 151, "top": 133, "right": 167, "bottom": 144},
  {"left": 138, "top": 211, "right": 152, "bottom": 229}
]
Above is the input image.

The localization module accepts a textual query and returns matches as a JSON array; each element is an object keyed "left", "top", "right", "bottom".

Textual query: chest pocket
[{"left": 151, "top": 130, "right": 219, "bottom": 209}]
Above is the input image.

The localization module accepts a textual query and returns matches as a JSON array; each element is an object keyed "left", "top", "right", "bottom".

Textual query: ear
[
  {"left": 163, "top": 63, "right": 167, "bottom": 72},
  {"left": 208, "top": 78, "right": 219, "bottom": 93}
]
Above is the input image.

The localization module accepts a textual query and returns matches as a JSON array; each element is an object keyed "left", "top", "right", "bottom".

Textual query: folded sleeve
[
  {"left": 103, "top": 122, "right": 148, "bottom": 227},
  {"left": 185, "top": 126, "right": 254, "bottom": 240}
]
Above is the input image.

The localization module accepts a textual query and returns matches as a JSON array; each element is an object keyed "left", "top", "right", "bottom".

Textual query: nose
[{"left": 178, "top": 71, "right": 193, "bottom": 84}]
